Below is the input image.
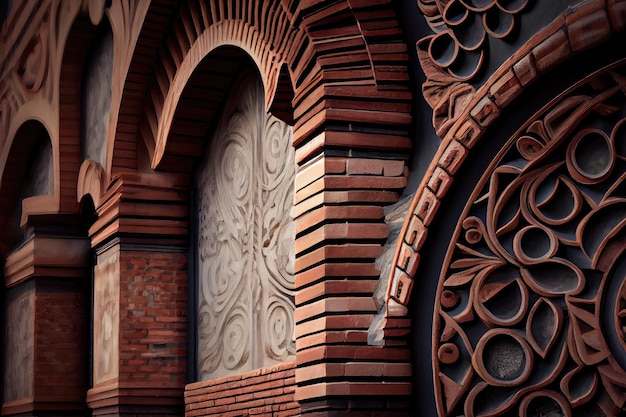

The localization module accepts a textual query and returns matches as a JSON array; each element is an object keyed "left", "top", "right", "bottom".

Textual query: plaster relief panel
[
  {"left": 93, "top": 246, "right": 120, "bottom": 385},
  {"left": 3, "top": 281, "right": 34, "bottom": 403},
  {"left": 433, "top": 60, "right": 626, "bottom": 416},
  {"left": 196, "top": 73, "right": 296, "bottom": 380},
  {"left": 82, "top": 23, "right": 113, "bottom": 167}
]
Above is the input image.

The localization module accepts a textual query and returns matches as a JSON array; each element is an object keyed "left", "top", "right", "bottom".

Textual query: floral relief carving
[
  {"left": 416, "top": 0, "right": 530, "bottom": 137},
  {"left": 419, "top": 0, "right": 529, "bottom": 80},
  {"left": 434, "top": 61, "right": 626, "bottom": 416},
  {"left": 196, "top": 74, "right": 295, "bottom": 380},
  {"left": 93, "top": 248, "right": 120, "bottom": 385},
  {"left": 3, "top": 283, "right": 34, "bottom": 403}
]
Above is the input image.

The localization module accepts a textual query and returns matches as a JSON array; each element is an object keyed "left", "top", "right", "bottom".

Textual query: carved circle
[
  {"left": 513, "top": 225, "right": 558, "bottom": 263},
  {"left": 528, "top": 174, "right": 583, "bottom": 226},
  {"left": 473, "top": 329, "right": 533, "bottom": 386},
  {"left": 438, "top": 343, "right": 460, "bottom": 364},
  {"left": 443, "top": 0, "right": 469, "bottom": 27},
  {"left": 567, "top": 129, "right": 615, "bottom": 184},
  {"left": 221, "top": 308, "right": 250, "bottom": 370},
  {"left": 518, "top": 391, "right": 572, "bottom": 417},
  {"left": 441, "top": 289, "right": 461, "bottom": 309},
  {"left": 430, "top": 31, "right": 460, "bottom": 68},
  {"left": 267, "top": 300, "right": 294, "bottom": 359}
]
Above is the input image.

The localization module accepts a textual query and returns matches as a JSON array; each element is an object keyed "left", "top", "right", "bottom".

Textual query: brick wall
[
  {"left": 118, "top": 250, "right": 188, "bottom": 388},
  {"left": 185, "top": 362, "right": 299, "bottom": 417},
  {"left": 34, "top": 279, "right": 87, "bottom": 405}
]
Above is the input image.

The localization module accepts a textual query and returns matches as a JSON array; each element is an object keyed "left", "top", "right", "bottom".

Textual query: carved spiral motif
[
  {"left": 196, "top": 74, "right": 295, "bottom": 380},
  {"left": 434, "top": 62, "right": 626, "bottom": 416}
]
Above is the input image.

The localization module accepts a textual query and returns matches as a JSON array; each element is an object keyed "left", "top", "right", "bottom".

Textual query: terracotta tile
[
  {"left": 488, "top": 69, "right": 521, "bottom": 108},
  {"left": 532, "top": 29, "right": 572, "bottom": 74},
  {"left": 427, "top": 167, "right": 453, "bottom": 199},
  {"left": 437, "top": 139, "right": 468, "bottom": 175},
  {"left": 470, "top": 95, "right": 500, "bottom": 128},
  {"left": 512, "top": 53, "right": 537, "bottom": 87},
  {"left": 451, "top": 117, "right": 483, "bottom": 149},
  {"left": 414, "top": 187, "right": 440, "bottom": 226},
  {"left": 566, "top": 4, "right": 610, "bottom": 52}
]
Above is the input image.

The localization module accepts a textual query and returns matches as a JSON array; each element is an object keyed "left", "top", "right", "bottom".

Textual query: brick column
[
  {"left": 86, "top": 173, "right": 188, "bottom": 417},
  {"left": 292, "top": 133, "right": 413, "bottom": 416},
  {"left": 2, "top": 215, "right": 90, "bottom": 416}
]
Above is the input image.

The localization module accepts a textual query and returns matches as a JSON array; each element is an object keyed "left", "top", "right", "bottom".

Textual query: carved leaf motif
[
  {"left": 560, "top": 365, "right": 598, "bottom": 407},
  {"left": 446, "top": 261, "right": 499, "bottom": 286},
  {"left": 520, "top": 259, "right": 584, "bottom": 297},
  {"left": 526, "top": 297, "right": 562, "bottom": 358},
  {"left": 578, "top": 200, "right": 626, "bottom": 266}
]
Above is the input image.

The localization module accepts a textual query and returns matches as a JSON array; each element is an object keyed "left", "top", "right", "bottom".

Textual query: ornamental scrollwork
[
  {"left": 417, "top": 0, "right": 530, "bottom": 137},
  {"left": 196, "top": 73, "right": 295, "bottom": 380},
  {"left": 434, "top": 61, "right": 626, "bottom": 416}
]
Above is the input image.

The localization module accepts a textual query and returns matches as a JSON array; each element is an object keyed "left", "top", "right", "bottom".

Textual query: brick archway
[{"left": 100, "top": 0, "right": 413, "bottom": 415}]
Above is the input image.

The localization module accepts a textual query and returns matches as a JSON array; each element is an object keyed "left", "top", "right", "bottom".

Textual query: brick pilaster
[
  {"left": 292, "top": 144, "right": 412, "bottom": 416},
  {"left": 86, "top": 173, "right": 189, "bottom": 417},
  {"left": 2, "top": 215, "right": 91, "bottom": 416}
]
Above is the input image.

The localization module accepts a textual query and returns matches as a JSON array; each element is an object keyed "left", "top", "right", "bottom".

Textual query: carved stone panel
[
  {"left": 434, "top": 60, "right": 626, "bottom": 416},
  {"left": 3, "top": 281, "right": 34, "bottom": 403},
  {"left": 196, "top": 73, "right": 295, "bottom": 380},
  {"left": 93, "top": 246, "right": 120, "bottom": 385}
]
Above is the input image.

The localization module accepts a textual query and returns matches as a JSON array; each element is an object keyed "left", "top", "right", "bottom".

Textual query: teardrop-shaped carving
[
  {"left": 517, "top": 135, "right": 546, "bottom": 160},
  {"left": 566, "top": 129, "right": 615, "bottom": 184},
  {"left": 578, "top": 200, "right": 626, "bottom": 267},
  {"left": 518, "top": 391, "right": 572, "bottom": 417},
  {"left": 430, "top": 30, "right": 459, "bottom": 68},
  {"left": 474, "top": 277, "right": 529, "bottom": 326},
  {"left": 464, "top": 381, "right": 524, "bottom": 417},
  {"left": 526, "top": 297, "right": 563, "bottom": 358},
  {"left": 521, "top": 260, "right": 584, "bottom": 296},
  {"left": 560, "top": 365, "right": 598, "bottom": 407},
  {"left": 483, "top": 7, "right": 514, "bottom": 38}
]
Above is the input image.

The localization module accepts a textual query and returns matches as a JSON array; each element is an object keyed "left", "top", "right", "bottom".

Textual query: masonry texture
[{"left": 1, "top": 1, "right": 625, "bottom": 417}]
